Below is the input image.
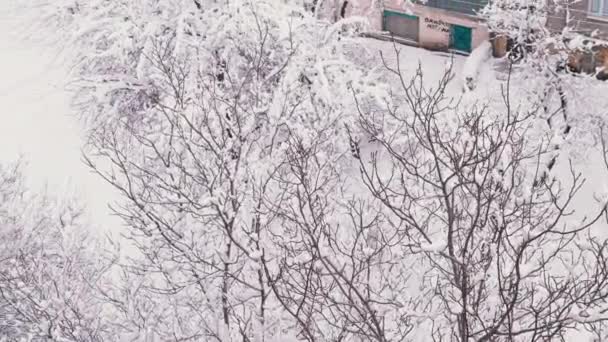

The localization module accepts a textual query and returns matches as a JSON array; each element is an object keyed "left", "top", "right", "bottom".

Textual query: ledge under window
[{"left": 587, "top": 14, "right": 608, "bottom": 22}]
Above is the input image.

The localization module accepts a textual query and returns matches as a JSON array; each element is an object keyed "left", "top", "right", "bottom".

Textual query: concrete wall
[{"left": 382, "top": 2, "right": 490, "bottom": 51}]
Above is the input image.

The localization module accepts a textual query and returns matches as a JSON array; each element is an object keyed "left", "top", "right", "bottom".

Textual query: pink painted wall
[
  {"left": 359, "top": 0, "right": 490, "bottom": 51},
  {"left": 411, "top": 5, "right": 489, "bottom": 50},
  {"left": 326, "top": 0, "right": 491, "bottom": 52}
]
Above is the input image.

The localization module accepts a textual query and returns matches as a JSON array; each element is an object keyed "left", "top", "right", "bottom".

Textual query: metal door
[{"left": 450, "top": 25, "right": 472, "bottom": 53}]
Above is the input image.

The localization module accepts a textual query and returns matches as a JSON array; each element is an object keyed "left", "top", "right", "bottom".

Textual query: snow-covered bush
[{"left": 0, "top": 161, "right": 108, "bottom": 341}]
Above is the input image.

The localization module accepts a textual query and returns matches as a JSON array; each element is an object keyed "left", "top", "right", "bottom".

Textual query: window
[{"left": 589, "top": 0, "right": 608, "bottom": 17}]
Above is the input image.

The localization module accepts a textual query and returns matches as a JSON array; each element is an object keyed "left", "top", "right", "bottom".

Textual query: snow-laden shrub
[{"left": 0, "top": 161, "right": 108, "bottom": 341}]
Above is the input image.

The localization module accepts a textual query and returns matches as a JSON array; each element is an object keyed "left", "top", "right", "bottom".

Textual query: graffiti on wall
[{"left": 425, "top": 17, "right": 450, "bottom": 33}]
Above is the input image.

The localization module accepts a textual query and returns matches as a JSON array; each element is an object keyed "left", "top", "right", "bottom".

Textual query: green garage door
[
  {"left": 450, "top": 25, "right": 472, "bottom": 53},
  {"left": 383, "top": 10, "right": 419, "bottom": 42}
]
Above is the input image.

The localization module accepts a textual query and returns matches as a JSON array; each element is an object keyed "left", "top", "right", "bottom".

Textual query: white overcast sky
[{"left": 0, "top": 3, "right": 120, "bottom": 235}]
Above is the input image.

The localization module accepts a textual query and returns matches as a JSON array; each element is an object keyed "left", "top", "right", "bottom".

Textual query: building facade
[
  {"left": 341, "top": 0, "right": 606, "bottom": 55},
  {"left": 547, "top": 0, "right": 608, "bottom": 40},
  {"left": 376, "top": 0, "right": 490, "bottom": 53},
  {"left": 543, "top": 0, "right": 608, "bottom": 78}
]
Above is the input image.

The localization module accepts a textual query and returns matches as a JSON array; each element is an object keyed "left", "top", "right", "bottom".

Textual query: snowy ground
[
  {"left": 0, "top": 4, "right": 119, "bottom": 236},
  {"left": 356, "top": 37, "right": 608, "bottom": 238}
]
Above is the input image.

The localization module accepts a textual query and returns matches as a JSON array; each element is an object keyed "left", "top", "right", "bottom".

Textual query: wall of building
[
  {"left": 382, "top": 1, "right": 490, "bottom": 52},
  {"left": 413, "top": 5, "right": 489, "bottom": 50},
  {"left": 547, "top": 0, "right": 608, "bottom": 40}
]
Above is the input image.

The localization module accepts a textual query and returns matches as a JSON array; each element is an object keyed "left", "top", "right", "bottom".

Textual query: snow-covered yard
[{"left": 355, "top": 37, "right": 608, "bottom": 236}]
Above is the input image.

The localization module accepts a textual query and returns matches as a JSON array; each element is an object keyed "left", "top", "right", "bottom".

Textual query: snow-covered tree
[
  {"left": 0, "top": 161, "right": 109, "bottom": 341},
  {"left": 480, "top": 0, "right": 608, "bottom": 189},
  {"left": 313, "top": 0, "right": 382, "bottom": 23},
  {"left": 13, "top": 0, "right": 608, "bottom": 340},
  {"left": 355, "top": 56, "right": 608, "bottom": 340},
  {"left": 76, "top": 0, "right": 385, "bottom": 340}
]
